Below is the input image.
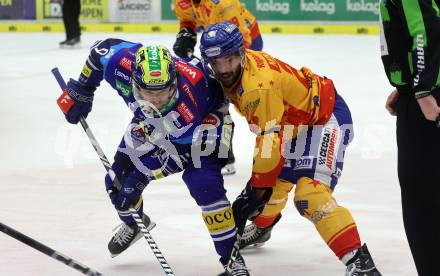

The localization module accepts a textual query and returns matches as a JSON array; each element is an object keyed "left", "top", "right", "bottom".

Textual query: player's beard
[{"left": 218, "top": 66, "right": 242, "bottom": 88}]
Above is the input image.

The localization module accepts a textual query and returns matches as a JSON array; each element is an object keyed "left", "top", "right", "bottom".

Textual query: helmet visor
[{"left": 133, "top": 81, "right": 178, "bottom": 115}]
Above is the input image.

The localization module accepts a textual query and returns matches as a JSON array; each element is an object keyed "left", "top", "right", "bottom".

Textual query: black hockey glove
[
  {"left": 65, "top": 79, "right": 94, "bottom": 124},
  {"left": 232, "top": 180, "right": 273, "bottom": 232},
  {"left": 173, "top": 27, "right": 197, "bottom": 58}
]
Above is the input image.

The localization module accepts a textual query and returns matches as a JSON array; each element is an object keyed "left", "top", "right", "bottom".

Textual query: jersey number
[{"left": 91, "top": 40, "right": 109, "bottom": 56}]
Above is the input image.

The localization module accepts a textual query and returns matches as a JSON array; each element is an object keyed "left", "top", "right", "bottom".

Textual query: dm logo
[{"left": 294, "top": 156, "right": 313, "bottom": 170}]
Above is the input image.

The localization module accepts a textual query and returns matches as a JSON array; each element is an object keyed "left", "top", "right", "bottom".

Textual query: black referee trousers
[
  {"left": 62, "top": 0, "right": 81, "bottom": 40},
  {"left": 395, "top": 90, "right": 440, "bottom": 276}
]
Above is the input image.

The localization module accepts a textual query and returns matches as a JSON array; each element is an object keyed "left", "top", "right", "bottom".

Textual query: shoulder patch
[{"left": 175, "top": 60, "right": 203, "bottom": 86}]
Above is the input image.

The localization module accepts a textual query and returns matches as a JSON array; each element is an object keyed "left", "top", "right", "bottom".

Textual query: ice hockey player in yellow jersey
[
  {"left": 200, "top": 21, "right": 382, "bottom": 276},
  {"left": 173, "top": 0, "right": 263, "bottom": 177}
]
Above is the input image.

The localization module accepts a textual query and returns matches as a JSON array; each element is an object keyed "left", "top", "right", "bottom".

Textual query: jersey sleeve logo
[
  {"left": 181, "top": 83, "right": 199, "bottom": 110},
  {"left": 178, "top": 0, "right": 191, "bottom": 9},
  {"left": 175, "top": 61, "right": 203, "bottom": 85},
  {"left": 81, "top": 63, "right": 92, "bottom": 78},
  {"left": 119, "top": 57, "right": 133, "bottom": 72},
  {"left": 202, "top": 113, "right": 220, "bottom": 127},
  {"left": 177, "top": 102, "right": 195, "bottom": 124}
]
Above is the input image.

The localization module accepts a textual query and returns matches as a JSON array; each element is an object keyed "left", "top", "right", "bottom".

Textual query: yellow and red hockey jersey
[
  {"left": 224, "top": 50, "right": 336, "bottom": 188},
  {"left": 174, "top": 0, "right": 258, "bottom": 48}
]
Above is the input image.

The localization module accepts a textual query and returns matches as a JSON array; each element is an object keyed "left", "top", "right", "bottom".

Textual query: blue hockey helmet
[{"left": 200, "top": 21, "right": 244, "bottom": 61}]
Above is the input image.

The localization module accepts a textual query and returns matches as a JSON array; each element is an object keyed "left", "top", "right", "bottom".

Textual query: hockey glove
[
  {"left": 65, "top": 79, "right": 94, "bottom": 124},
  {"left": 105, "top": 170, "right": 147, "bottom": 211},
  {"left": 232, "top": 180, "right": 273, "bottom": 232},
  {"left": 173, "top": 27, "right": 197, "bottom": 58}
]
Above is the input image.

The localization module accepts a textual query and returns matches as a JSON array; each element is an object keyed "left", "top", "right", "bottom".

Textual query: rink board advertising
[
  {"left": 108, "top": 0, "right": 154, "bottom": 23},
  {"left": 0, "top": 0, "right": 25, "bottom": 19},
  {"left": 36, "top": 0, "right": 109, "bottom": 21},
  {"left": 162, "top": 0, "right": 379, "bottom": 21}
]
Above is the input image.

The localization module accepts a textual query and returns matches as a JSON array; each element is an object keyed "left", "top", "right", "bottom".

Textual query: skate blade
[
  {"left": 110, "top": 221, "right": 157, "bottom": 258},
  {"left": 60, "top": 43, "right": 81, "bottom": 49}
]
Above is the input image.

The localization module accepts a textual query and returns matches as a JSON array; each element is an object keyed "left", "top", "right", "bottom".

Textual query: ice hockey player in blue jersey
[{"left": 61, "top": 39, "right": 249, "bottom": 275}]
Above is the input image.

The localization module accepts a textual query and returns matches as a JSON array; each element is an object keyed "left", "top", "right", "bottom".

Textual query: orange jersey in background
[
  {"left": 174, "top": 0, "right": 258, "bottom": 48},
  {"left": 225, "top": 49, "right": 336, "bottom": 188}
]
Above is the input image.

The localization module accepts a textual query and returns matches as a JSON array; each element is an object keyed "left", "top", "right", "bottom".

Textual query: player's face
[
  {"left": 209, "top": 53, "right": 242, "bottom": 88},
  {"left": 134, "top": 84, "right": 175, "bottom": 110}
]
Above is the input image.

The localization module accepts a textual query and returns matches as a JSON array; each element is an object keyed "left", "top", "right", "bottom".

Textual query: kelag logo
[
  {"left": 346, "top": 0, "right": 379, "bottom": 15},
  {"left": 164, "top": 0, "right": 378, "bottom": 22},
  {"left": 300, "top": 0, "right": 335, "bottom": 15},
  {"left": 256, "top": 0, "right": 290, "bottom": 15}
]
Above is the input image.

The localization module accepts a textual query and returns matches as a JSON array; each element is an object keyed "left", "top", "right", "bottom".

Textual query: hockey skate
[
  {"left": 345, "top": 244, "right": 382, "bottom": 276},
  {"left": 108, "top": 213, "right": 156, "bottom": 257},
  {"left": 239, "top": 214, "right": 282, "bottom": 250},
  {"left": 219, "top": 251, "right": 250, "bottom": 276},
  {"left": 60, "top": 37, "right": 81, "bottom": 49}
]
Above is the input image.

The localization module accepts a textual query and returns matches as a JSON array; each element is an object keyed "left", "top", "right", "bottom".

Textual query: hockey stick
[
  {"left": 0, "top": 222, "right": 103, "bottom": 276},
  {"left": 222, "top": 226, "right": 245, "bottom": 275},
  {"left": 223, "top": 184, "right": 271, "bottom": 275},
  {"left": 51, "top": 67, "right": 175, "bottom": 276}
]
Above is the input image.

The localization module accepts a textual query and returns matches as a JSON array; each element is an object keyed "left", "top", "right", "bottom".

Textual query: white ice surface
[{"left": 0, "top": 33, "right": 416, "bottom": 276}]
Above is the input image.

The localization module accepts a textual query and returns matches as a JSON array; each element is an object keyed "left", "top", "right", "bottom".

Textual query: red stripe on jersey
[
  {"left": 250, "top": 22, "right": 261, "bottom": 40},
  {"left": 315, "top": 78, "right": 336, "bottom": 125}
]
